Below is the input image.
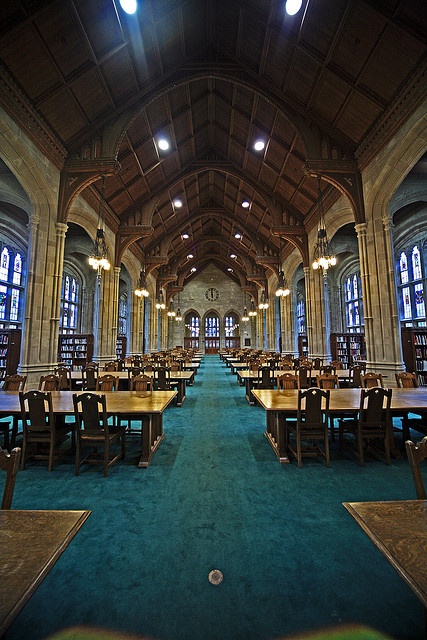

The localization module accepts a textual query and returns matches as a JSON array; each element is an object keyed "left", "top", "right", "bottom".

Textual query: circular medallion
[
  {"left": 205, "top": 287, "right": 219, "bottom": 302},
  {"left": 208, "top": 569, "right": 223, "bottom": 585}
]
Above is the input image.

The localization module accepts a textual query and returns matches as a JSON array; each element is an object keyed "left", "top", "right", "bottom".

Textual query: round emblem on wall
[{"left": 205, "top": 287, "right": 219, "bottom": 301}]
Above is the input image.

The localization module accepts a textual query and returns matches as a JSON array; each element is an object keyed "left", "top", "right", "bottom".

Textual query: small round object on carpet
[{"left": 208, "top": 569, "right": 223, "bottom": 585}]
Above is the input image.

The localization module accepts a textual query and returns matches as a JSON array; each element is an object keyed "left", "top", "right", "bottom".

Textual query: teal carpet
[{"left": 3, "top": 356, "right": 426, "bottom": 640}]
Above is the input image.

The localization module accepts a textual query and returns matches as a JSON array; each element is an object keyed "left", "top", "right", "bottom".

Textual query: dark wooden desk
[
  {"left": 0, "top": 509, "right": 91, "bottom": 636},
  {"left": 0, "top": 390, "right": 176, "bottom": 468},
  {"left": 238, "top": 369, "right": 351, "bottom": 404},
  {"left": 343, "top": 500, "right": 427, "bottom": 609},
  {"left": 71, "top": 370, "right": 192, "bottom": 403},
  {"left": 252, "top": 387, "right": 427, "bottom": 464}
]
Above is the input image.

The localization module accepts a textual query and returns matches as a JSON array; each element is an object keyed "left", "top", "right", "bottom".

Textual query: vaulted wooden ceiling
[{"left": 0, "top": 0, "right": 426, "bottom": 290}]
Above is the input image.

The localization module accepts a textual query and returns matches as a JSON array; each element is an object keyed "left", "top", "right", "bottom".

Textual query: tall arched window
[
  {"left": 60, "top": 271, "right": 80, "bottom": 333},
  {"left": 345, "top": 272, "right": 364, "bottom": 332},
  {"left": 118, "top": 293, "right": 127, "bottom": 336},
  {"left": 0, "top": 244, "right": 25, "bottom": 328},
  {"left": 398, "top": 245, "right": 426, "bottom": 326}
]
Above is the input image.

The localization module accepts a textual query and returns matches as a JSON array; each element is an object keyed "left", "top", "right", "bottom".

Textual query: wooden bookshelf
[
  {"left": 401, "top": 327, "right": 427, "bottom": 379},
  {"left": 58, "top": 334, "right": 94, "bottom": 368},
  {"left": 298, "top": 334, "right": 308, "bottom": 358},
  {"left": 0, "top": 329, "right": 21, "bottom": 382},
  {"left": 116, "top": 336, "right": 127, "bottom": 360},
  {"left": 330, "top": 332, "right": 365, "bottom": 366}
]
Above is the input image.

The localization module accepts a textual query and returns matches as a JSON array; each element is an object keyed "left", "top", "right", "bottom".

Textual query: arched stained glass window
[
  {"left": 0, "top": 247, "right": 9, "bottom": 282},
  {"left": 345, "top": 272, "right": 364, "bottom": 332},
  {"left": 225, "top": 313, "right": 238, "bottom": 336},
  {"left": 118, "top": 293, "right": 127, "bottom": 336},
  {"left": 400, "top": 252, "right": 409, "bottom": 284},
  {"left": 205, "top": 316, "right": 219, "bottom": 337},
  {"left": 0, "top": 243, "right": 25, "bottom": 328},
  {"left": 60, "top": 271, "right": 80, "bottom": 332},
  {"left": 398, "top": 244, "right": 425, "bottom": 327},
  {"left": 13, "top": 253, "right": 22, "bottom": 285}
]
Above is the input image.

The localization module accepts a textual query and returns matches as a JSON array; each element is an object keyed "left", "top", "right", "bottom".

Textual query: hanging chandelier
[
  {"left": 88, "top": 175, "right": 111, "bottom": 272},
  {"left": 312, "top": 177, "right": 336, "bottom": 271},
  {"left": 155, "top": 291, "right": 166, "bottom": 310},
  {"left": 275, "top": 271, "right": 290, "bottom": 297},
  {"left": 242, "top": 307, "right": 249, "bottom": 322},
  {"left": 258, "top": 290, "right": 269, "bottom": 310},
  {"left": 175, "top": 307, "right": 182, "bottom": 322},
  {"left": 248, "top": 300, "right": 257, "bottom": 317},
  {"left": 135, "top": 269, "right": 149, "bottom": 298},
  {"left": 167, "top": 300, "right": 176, "bottom": 317}
]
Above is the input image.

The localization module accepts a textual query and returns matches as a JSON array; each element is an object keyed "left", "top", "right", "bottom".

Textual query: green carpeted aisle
[{"left": 5, "top": 356, "right": 425, "bottom": 640}]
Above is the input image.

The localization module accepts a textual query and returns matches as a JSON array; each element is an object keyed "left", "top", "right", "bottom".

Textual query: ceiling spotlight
[
  {"left": 191, "top": 267, "right": 197, "bottom": 273},
  {"left": 173, "top": 198, "right": 183, "bottom": 208},
  {"left": 253, "top": 140, "right": 265, "bottom": 152},
  {"left": 285, "top": 0, "right": 303, "bottom": 16},
  {"left": 120, "top": 0, "right": 137, "bottom": 14},
  {"left": 230, "top": 253, "right": 236, "bottom": 259},
  {"left": 227, "top": 268, "right": 233, "bottom": 272},
  {"left": 157, "top": 138, "right": 170, "bottom": 151},
  {"left": 187, "top": 254, "right": 194, "bottom": 259},
  {"left": 241, "top": 199, "right": 250, "bottom": 208},
  {"left": 234, "top": 232, "right": 242, "bottom": 239},
  {"left": 182, "top": 233, "right": 189, "bottom": 239}
]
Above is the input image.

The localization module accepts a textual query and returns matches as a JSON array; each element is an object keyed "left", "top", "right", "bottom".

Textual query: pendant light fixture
[
  {"left": 312, "top": 176, "right": 336, "bottom": 271},
  {"left": 88, "top": 175, "right": 111, "bottom": 272}
]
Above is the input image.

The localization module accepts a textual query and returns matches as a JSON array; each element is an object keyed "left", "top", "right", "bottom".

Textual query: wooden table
[
  {"left": 343, "top": 500, "right": 427, "bottom": 611},
  {"left": 0, "top": 390, "right": 177, "bottom": 468},
  {"left": 71, "top": 370, "right": 193, "bottom": 402},
  {"left": 0, "top": 509, "right": 91, "bottom": 636},
  {"left": 252, "top": 387, "right": 427, "bottom": 464},
  {"left": 238, "top": 369, "right": 351, "bottom": 404}
]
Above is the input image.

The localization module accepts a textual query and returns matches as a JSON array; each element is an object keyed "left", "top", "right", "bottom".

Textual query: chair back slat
[
  {"left": 405, "top": 436, "right": 427, "bottom": 499},
  {"left": 0, "top": 447, "right": 21, "bottom": 509}
]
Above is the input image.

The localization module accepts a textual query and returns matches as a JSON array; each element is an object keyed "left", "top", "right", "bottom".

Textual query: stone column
[
  {"left": 304, "top": 266, "right": 313, "bottom": 358},
  {"left": 20, "top": 213, "right": 40, "bottom": 375},
  {"left": 281, "top": 288, "right": 294, "bottom": 354},
  {"left": 355, "top": 222, "right": 373, "bottom": 363},
  {"left": 49, "top": 222, "right": 68, "bottom": 363}
]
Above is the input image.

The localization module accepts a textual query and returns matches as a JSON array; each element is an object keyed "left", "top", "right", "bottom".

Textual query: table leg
[{"left": 137, "top": 413, "right": 165, "bottom": 468}]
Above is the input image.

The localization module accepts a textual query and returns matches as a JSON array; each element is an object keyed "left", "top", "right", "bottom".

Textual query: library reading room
[{"left": 0, "top": 2, "right": 426, "bottom": 640}]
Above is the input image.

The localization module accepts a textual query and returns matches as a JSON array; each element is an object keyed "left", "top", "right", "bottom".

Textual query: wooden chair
[
  {"left": 0, "top": 374, "right": 27, "bottom": 448},
  {"left": 395, "top": 371, "right": 419, "bottom": 388},
  {"left": 286, "top": 388, "right": 330, "bottom": 468},
  {"left": 38, "top": 374, "right": 61, "bottom": 391},
  {"left": 96, "top": 374, "right": 119, "bottom": 392},
  {"left": 19, "top": 390, "right": 73, "bottom": 471},
  {"left": 0, "top": 446, "right": 21, "bottom": 509},
  {"left": 121, "top": 375, "right": 153, "bottom": 440},
  {"left": 103, "top": 361, "right": 119, "bottom": 371},
  {"left": 395, "top": 372, "right": 421, "bottom": 441},
  {"left": 312, "top": 357, "right": 322, "bottom": 369},
  {"left": 72, "top": 392, "right": 126, "bottom": 477},
  {"left": 348, "top": 365, "right": 366, "bottom": 388},
  {"left": 81, "top": 365, "right": 98, "bottom": 391},
  {"left": 405, "top": 436, "right": 427, "bottom": 499},
  {"left": 361, "top": 372, "right": 384, "bottom": 388},
  {"left": 153, "top": 366, "right": 171, "bottom": 390},
  {"left": 339, "top": 387, "right": 393, "bottom": 466},
  {"left": 319, "top": 365, "right": 336, "bottom": 375},
  {"left": 131, "top": 374, "right": 152, "bottom": 391},
  {"left": 330, "top": 360, "right": 344, "bottom": 370},
  {"left": 55, "top": 366, "right": 72, "bottom": 390},
  {"left": 316, "top": 373, "right": 339, "bottom": 389},
  {"left": 277, "top": 372, "right": 298, "bottom": 390},
  {"left": 253, "top": 365, "right": 275, "bottom": 390},
  {"left": 317, "top": 373, "right": 339, "bottom": 439},
  {"left": 297, "top": 365, "right": 312, "bottom": 389}
]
